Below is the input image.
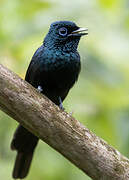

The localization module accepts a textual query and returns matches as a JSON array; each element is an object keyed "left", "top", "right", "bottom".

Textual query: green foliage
[
  {"left": 98, "top": 0, "right": 120, "bottom": 10},
  {"left": 0, "top": 0, "right": 129, "bottom": 179}
]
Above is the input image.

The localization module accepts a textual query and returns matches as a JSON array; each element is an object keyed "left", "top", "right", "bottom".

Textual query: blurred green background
[{"left": 0, "top": 0, "right": 129, "bottom": 179}]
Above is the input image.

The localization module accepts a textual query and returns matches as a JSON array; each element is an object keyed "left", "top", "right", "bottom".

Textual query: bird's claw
[
  {"left": 69, "top": 111, "right": 74, "bottom": 116},
  {"left": 37, "top": 85, "right": 43, "bottom": 93}
]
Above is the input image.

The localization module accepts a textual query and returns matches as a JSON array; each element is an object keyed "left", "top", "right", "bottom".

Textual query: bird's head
[{"left": 44, "top": 21, "right": 88, "bottom": 52}]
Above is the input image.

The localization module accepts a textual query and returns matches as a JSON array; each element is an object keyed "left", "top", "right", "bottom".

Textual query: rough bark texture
[{"left": 0, "top": 64, "right": 129, "bottom": 180}]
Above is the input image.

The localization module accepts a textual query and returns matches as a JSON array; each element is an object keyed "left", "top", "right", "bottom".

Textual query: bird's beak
[{"left": 70, "top": 27, "right": 88, "bottom": 36}]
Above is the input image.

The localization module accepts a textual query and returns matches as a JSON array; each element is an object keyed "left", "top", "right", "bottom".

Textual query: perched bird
[{"left": 11, "top": 21, "right": 88, "bottom": 179}]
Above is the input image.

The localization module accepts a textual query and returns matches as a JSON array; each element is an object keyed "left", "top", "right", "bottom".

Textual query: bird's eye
[{"left": 59, "top": 27, "right": 68, "bottom": 36}]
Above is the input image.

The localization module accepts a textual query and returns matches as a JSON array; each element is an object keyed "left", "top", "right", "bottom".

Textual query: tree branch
[{"left": 0, "top": 64, "right": 129, "bottom": 180}]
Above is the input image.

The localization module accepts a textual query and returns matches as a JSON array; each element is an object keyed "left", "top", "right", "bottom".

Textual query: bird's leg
[
  {"left": 37, "top": 85, "right": 43, "bottom": 93},
  {"left": 59, "top": 97, "right": 64, "bottom": 110}
]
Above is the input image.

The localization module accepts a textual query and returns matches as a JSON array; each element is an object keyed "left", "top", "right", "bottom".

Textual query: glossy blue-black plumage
[
  {"left": 11, "top": 21, "right": 85, "bottom": 179},
  {"left": 25, "top": 45, "right": 80, "bottom": 104}
]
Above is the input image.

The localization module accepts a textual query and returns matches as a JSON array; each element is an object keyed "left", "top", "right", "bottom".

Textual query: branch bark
[{"left": 0, "top": 64, "right": 129, "bottom": 180}]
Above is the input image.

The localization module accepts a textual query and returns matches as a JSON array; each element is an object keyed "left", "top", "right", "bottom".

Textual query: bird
[{"left": 10, "top": 21, "right": 88, "bottom": 179}]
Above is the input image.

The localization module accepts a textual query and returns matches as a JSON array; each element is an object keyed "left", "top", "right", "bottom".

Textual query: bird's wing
[{"left": 25, "top": 45, "right": 45, "bottom": 87}]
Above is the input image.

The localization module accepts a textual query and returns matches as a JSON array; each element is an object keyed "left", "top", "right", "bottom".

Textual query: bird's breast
[{"left": 41, "top": 53, "right": 80, "bottom": 95}]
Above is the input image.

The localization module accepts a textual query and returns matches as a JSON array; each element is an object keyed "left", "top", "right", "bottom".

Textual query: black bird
[{"left": 11, "top": 21, "right": 88, "bottom": 179}]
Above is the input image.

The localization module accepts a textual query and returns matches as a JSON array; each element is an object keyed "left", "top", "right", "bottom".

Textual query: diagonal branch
[{"left": 0, "top": 64, "right": 129, "bottom": 180}]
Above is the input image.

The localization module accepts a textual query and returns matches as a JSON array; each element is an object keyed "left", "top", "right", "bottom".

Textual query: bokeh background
[{"left": 0, "top": 0, "right": 129, "bottom": 179}]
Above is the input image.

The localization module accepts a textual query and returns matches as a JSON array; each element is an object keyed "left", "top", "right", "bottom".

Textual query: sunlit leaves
[{"left": 98, "top": 0, "right": 121, "bottom": 10}]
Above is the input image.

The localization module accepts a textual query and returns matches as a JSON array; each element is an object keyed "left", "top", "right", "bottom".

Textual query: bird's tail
[
  {"left": 12, "top": 151, "right": 34, "bottom": 179},
  {"left": 11, "top": 125, "right": 38, "bottom": 179}
]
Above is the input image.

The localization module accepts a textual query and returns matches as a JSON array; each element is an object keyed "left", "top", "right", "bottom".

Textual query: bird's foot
[
  {"left": 59, "top": 103, "right": 65, "bottom": 110},
  {"left": 69, "top": 110, "right": 74, "bottom": 116},
  {"left": 37, "top": 85, "right": 43, "bottom": 93},
  {"left": 59, "top": 97, "right": 65, "bottom": 110}
]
